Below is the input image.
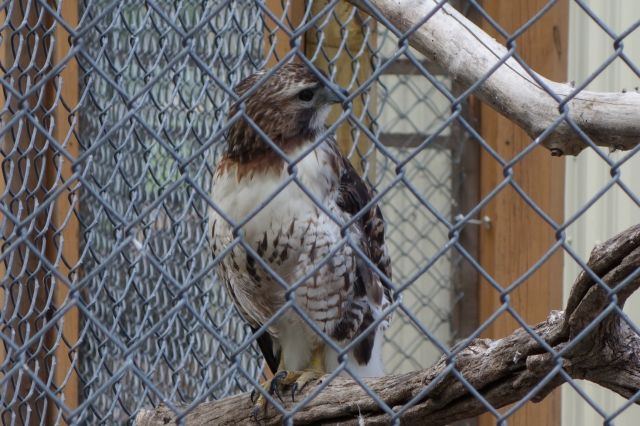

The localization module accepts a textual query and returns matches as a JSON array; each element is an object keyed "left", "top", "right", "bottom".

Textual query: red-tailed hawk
[{"left": 209, "top": 63, "right": 393, "bottom": 414}]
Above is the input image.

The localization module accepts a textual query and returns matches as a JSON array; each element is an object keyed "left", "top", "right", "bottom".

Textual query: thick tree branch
[
  {"left": 348, "top": 0, "right": 640, "bottom": 156},
  {"left": 137, "top": 224, "right": 640, "bottom": 425}
]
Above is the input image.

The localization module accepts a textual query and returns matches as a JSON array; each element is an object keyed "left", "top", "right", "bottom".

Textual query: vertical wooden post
[
  {"left": 478, "top": 1, "right": 567, "bottom": 425},
  {"left": 48, "top": 0, "right": 81, "bottom": 419}
]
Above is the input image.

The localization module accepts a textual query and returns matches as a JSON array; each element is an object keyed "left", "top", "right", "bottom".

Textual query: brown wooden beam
[
  {"left": 0, "top": 0, "right": 7, "bottom": 394},
  {"left": 450, "top": 92, "right": 481, "bottom": 349},
  {"left": 48, "top": 0, "right": 81, "bottom": 421},
  {"left": 478, "top": 1, "right": 568, "bottom": 425}
]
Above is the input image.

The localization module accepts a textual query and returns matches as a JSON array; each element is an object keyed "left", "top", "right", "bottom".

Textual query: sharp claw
[
  {"left": 273, "top": 370, "right": 288, "bottom": 385},
  {"left": 269, "top": 370, "right": 287, "bottom": 402},
  {"left": 273, "top": 386, "right": 284, "bottom": 403},
  {"left": 250, "top": 370, "right": 322, "bottom": 420},
  {"left": 250, "top": 405, "right": 261, "bottom": 423}
]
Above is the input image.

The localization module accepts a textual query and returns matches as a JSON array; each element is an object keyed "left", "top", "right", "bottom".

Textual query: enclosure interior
[{"left": 1, "top": 1, "right": 496, "bottom": 424}]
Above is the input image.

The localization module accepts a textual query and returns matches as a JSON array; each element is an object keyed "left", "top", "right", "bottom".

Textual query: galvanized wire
[{"left": 0, "top": 0, "right": 638, "bottom": 425}]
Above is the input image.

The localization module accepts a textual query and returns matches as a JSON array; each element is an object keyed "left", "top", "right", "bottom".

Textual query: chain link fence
[{"left": 1, "top": 0, "right": 638, "bottom": 425}]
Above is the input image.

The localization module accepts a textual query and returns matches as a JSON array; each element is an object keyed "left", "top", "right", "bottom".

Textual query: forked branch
[
  {"left": 348, "top": 0, "right": 640, "bottom": 156},
  {"left": 137, "top": 224, "right": 640, "bottom": 425}
]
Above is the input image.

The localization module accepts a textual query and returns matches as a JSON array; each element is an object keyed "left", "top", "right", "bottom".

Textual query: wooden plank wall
[{"left": 478, "top": 1, "right": 568, "bottom": 425}]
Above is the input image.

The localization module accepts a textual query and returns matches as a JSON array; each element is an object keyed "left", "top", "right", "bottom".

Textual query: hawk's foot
[
  {"left": 249, "top": 369, "right": 324, "bottom": 421},
  {"left": 286, "top": 369, "right": 324, "bottom": 401}
]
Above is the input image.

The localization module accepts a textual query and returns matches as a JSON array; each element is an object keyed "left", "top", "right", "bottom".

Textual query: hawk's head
[{"left": 226, "top": 63, "right": 347, "bottom": 162}]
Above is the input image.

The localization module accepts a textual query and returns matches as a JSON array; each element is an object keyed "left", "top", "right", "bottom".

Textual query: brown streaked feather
[
  {"left": 328, "top": 141, "right": 394, "bottom": 364},
  {"left": 216, "top": 133, "right": 316, "bottom": 182},
  {"left": 332, "top": 143, "right": 393, "bottom": 298}
]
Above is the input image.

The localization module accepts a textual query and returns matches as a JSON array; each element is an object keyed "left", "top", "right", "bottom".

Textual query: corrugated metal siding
[{"left": 563, "top": 1, "right": 640, "bottom": 425}]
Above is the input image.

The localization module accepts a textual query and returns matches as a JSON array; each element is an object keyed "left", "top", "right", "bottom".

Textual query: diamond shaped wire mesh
[
  {"left": 73, "top": 1, "right": 265, "bottom": 421},
  {"left": 0, "top": 0, "right": 638, "bottom": 425}
]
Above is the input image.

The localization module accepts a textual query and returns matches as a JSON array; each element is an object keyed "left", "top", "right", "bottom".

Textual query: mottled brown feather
[{"left": 226, "top": 64, "right": 327, "bottom": 163}]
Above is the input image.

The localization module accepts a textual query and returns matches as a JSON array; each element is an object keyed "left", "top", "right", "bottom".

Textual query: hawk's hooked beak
[{"left": 318, "top": 85, "right": 349, "bottom": 105}]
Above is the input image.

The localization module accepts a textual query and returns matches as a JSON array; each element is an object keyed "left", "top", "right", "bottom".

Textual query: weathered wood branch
[
  {"left": 137, "top": 224, "right": 640, "bottom": 425},
  {"left": 348, "top": 0, "right": 640, "bottom": 156}
]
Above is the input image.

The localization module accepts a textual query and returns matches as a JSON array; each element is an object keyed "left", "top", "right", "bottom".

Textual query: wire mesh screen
[
  {"left": 74, "top": 1, "right": 266, "bottom": 421},
  {"left": 71, "top": 0, "right": 466, "bottom": 421},
  {"left": 374, "top": 24, "right": 469, "bottom": 372},
  {"left": 1, "top": 0, "right": 639, "bottom": 425}
]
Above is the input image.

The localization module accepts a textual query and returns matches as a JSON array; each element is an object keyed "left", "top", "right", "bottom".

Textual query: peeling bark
[
  {"left": 347, "top": 0, "right": 640, "bottom": 156},
  {"left": 136, "top": 224, "right": 640, "bottom": 426}
]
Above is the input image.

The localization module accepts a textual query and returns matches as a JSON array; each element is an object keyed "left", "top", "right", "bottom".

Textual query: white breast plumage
[{"left": 209, "top": 140, "right": 389, "bottom": 376}]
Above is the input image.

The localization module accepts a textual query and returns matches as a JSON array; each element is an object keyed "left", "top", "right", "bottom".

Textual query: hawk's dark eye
[{"left": 298, "top": 89, "right": 314, "bottom": 102}]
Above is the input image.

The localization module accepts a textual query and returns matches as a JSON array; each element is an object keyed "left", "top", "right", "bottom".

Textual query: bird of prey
[{"left": 209, "top": 63, "right": 393, "bottom": 414}]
